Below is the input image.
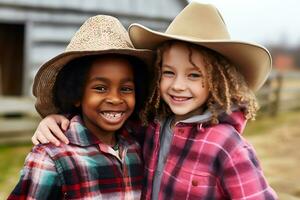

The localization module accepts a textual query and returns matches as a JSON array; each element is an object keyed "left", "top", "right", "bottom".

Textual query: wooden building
[{"left": 0, "top": 0, "right": 188, "bottom": 96}]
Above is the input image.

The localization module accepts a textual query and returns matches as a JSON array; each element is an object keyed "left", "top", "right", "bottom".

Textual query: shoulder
[
  {"left": 204, "top": 123, "right": 244, "bottom": 147},
  {"left": 33, "top": 143, "right": 73, "bottom": 160},
  {"left": 202, "top": 123, "right": 249, "bottom": 161},
  {"left": 205, "top": 123, "right": 261, "bottom": 167},
  {"left": 21, "top": 145, "right": 58, "bottom": 173},
  {"left": 30, "top": 144, "right": 53, "bottom": 158}
]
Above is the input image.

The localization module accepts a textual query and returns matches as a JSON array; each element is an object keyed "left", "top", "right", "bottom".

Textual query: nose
[
  {"left": 105, "top": 90, "right": 124, "bottom": 105},
  {"left": 171, "top": 75, "right": 186, "bottom": 91}
]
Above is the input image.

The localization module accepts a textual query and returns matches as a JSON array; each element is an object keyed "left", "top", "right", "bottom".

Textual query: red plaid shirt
[
  {"left": 8, "top": 116, "right": 143, "bottom": 200},
  {"left": 142, "top": 111, "right": 278, "bottom": 200}
]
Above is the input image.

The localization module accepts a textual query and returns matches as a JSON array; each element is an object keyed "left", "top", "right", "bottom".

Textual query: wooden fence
[
  {"left": 0, "top": 96, "right": 40, "bottom": 144},
  {"left": 257, "top": 70, "right": 300, "bottom": 116}
]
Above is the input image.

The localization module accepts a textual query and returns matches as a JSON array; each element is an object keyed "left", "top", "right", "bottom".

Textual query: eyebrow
[
  {"left": 89, "top": 77, "right": 134, "bottom": 84},
  {"left": 161, "top": 64, "right": 174, "bottom": 69},
  {"left": 162, "top": 64, "right": 202, "bottom": 72}
]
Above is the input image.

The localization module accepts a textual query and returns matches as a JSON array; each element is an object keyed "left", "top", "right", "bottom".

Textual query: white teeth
[
  {"left": 173, "top": 96, "right": 189, "bottom": 101},
  {"left": 102, "top": 112, "right": 122, "bottom": 119}
]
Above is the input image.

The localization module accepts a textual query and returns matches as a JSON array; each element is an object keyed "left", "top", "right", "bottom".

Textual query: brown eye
[
  {"left": 94, "top": 85, "right": 107, "bottom": 92},
  {"left": 120, "top": 86, "right": 134, "bottom": 93}
]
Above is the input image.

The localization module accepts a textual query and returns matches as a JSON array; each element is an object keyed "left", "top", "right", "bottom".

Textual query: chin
[
  {"left": 170, "top": 108, "right": 190, "bottom": 116},
  {"left": 98, "top": 123, "right": 124, "bottom": 132},
  {"left": 107, "top": 124, "right": 124, "bottom": 131}
]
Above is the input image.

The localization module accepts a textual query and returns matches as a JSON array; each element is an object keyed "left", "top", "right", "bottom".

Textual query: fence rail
[
  {"left": 0, "top": 96, "right": 40, "bottom": 144},
  {"left": 257, "top": 70, "right": 300, "bottom": 116}
]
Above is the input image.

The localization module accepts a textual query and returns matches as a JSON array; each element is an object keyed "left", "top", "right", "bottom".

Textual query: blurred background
[{"left": 0, "top": 0, "right": 299, "bottom": 199}]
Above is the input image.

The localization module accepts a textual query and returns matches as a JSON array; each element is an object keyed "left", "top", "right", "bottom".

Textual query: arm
[
  {"left": 221, "top": 142, "right": 278, "bottom": 200},
  {"left": 31, "top": 114, "right": 70, "bottom": 146},
  {"left": 8, "top": 146, "right": 62, "bottom": 199}
]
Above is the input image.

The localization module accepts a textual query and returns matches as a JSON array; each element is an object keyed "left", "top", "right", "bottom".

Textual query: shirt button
[
  {"left": 178, "top": 129, "right": 184, "bottom": 134},
  {"left": 192, "top": 180, "right": 198, "bottom": 186}
]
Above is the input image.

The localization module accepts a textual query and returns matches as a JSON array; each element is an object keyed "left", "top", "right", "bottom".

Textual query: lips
[{"left": 169, "top": 95, "right": 192, "bottom": 103}]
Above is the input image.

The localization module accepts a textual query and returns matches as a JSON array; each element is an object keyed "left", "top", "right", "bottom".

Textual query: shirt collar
[
  {"left": 175, "top": 105, "right": 240, "bottom": 125},
  {"left": 65, "top": 115, "right": 133, "bottom": 147},
  {"left": 177, "top": 109, "right": 212, "bottom": 124}
]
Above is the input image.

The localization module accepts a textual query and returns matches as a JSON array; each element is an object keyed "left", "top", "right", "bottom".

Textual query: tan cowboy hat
[
  {"left": 33, "top": 15, "right": 154, "bottom": 117},
  {"left": 128, "top": 2, "right": 272, "bottom": 91}
]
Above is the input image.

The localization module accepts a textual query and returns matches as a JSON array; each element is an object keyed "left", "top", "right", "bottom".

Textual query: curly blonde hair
[{"left": 140, "top": 41, "right": 258, "bottom": 125}]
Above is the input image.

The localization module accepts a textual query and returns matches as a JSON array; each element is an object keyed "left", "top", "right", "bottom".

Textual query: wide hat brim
[
  {"left": 129, "top": 23, "right": 272, "bottom": 92},
  {"left": 33, "top": 48, "right": 153, "bottom": 117}
]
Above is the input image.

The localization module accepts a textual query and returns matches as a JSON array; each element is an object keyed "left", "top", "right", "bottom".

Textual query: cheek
[
  {"left": 192, "top": 81, "right": 209, "bottom": 95},
  {"left": 127, "top": 94, "right": 136, "bottom": 110},
  {"left": 197, "top": 87, "right": 209, "bottom": 102},
  {"left": 159, "top": 82, "right": 166, "bottom": 99},
  {"left": 81, "top": 90, "right": 107, "bottom": 110},
  {"left": 82, "top": 93, "right": 100, "bottom": 105},
  {"left": 159, "top": 78, "right": 169, "bottom": 93}
]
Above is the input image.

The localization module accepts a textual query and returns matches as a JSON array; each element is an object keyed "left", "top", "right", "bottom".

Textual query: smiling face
[
  {"left": 160, "top": 42, "right": 209, "bottom": 121},
  {"left": 79, "top": 57, "right": 135, "bottom": 139}
]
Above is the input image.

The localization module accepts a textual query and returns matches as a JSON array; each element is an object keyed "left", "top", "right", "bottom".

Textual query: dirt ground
[{"left": 246, "top": 121, "right": 300, "bottom": 200}]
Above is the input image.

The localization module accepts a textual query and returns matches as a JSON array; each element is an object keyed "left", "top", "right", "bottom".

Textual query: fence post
[
  {"left": 270, "top": 72, "right": 283, "bottom": 116},
  {"left": 262, "top": 78, "right": 272, "bottom": 116}
]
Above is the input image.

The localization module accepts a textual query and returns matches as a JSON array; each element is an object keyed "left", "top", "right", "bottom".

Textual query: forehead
[
  {"left": 88, "top": 57, "right": 134, "bottom": 78},
  {"left": 162, "top": 42, "right": 205, "bottom": 68}
]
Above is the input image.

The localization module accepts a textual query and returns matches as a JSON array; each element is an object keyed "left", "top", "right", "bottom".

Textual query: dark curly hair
[{"left": 53, "top": 54, "right": 150, "bottom": 120}]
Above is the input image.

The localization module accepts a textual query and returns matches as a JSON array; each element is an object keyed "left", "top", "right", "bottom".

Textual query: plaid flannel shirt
[
  {"left": 142, "top": 111, "right": 278, "bottom": 200},
  {"left": 8, "top": 115, "right": 143, "bottom": 200}
]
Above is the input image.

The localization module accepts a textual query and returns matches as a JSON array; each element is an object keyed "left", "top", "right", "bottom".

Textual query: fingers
[
  {"left": 32, "top": 124, "right": 51, "bottom": 145},
  {"left": 35, "top": 131, "right": 49, "bottom": 144},
  {"left": 31, "top": 135, "right": 39, "bottom": 145},
  {"left": 48, "top": 120, "right": 69, "bottom": 145},
  {"left": 61, "top": 119, "right": 70, "bottom": 132},
  {"left": 39, "top": 117, "right": 67, "bottom": 145},
  {"left": 39, "top": 128, "right": 61, "bottom": 146},
  {"left": 33, "top": 117, "right": 60, "bottom": 146},
  {"left": 49, "top": 116, "right": 70, "bottom": 144},
  {"left": 32, "top": 114, "right": 70, "bottom": 146}
]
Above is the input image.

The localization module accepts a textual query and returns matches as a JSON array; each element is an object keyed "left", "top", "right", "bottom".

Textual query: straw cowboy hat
[
  {"left": 128, "top": 2, "right": 272, "bottom": 91},
  {"left": 33, "top": 15, "right": 154, "bottom": 117}
]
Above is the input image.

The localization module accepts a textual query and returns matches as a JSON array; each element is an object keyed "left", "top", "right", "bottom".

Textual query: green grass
[
  {"left": 244, "top": 110, "right": 300, "bottom": 136},
  {"left": 0, "top": 143, "right": 33, "bottom": 199}
]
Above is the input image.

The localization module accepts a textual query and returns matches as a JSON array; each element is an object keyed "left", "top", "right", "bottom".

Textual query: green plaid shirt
[{"left": 8, "top": 115, "right": 143, "bottom": 200}]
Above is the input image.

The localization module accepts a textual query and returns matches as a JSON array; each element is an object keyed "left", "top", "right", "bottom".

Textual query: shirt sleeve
[
  {"left": 221, "top": 141, "right": 278, "bottom": 200},
  {"left": 8, "top": 145, "right": 62, "bottom": 200}
]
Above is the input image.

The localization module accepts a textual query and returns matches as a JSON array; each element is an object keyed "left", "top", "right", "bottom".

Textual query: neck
[
  {"left": 82, "top": 116, "right": 116, "bottom": 146},
  {"left": 94, "top": 132, "right": 116, "bottom": 146},
  {"left": 173, "top": 107, "right": 205, "bottom": 127}
]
